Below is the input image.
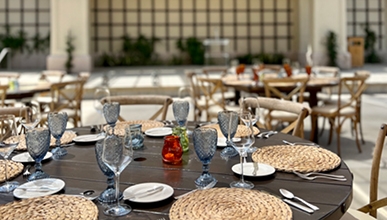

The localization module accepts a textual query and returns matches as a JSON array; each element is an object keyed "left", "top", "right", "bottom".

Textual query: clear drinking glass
[
  {"left": 26, "top": 128, "right": 51, "bottom": 181},
  {"left": 218, "top": 110, "right": 239, "bottom": 158},
  {"left": 240, "top": 97, "right": 261, "bottom": 153},
  {"left": 19, "top": 101, "right": 41, "bottom": 130},
  {"left": 172, "top": 99, "right": 189, "bottom": 127},
  {"left": 193, "top": 127, "right": 217, "bottom": 189},
  {"left": 0, "top": 115, "right": 20, "bottom": 192},
  {"left": 103, "top": 102, "right": 120, "bottom": 134},
  {"left": 94, "top": 86, "right": 110, "bottom": 134},
  {"left": 95, "top": 140, "right": 123, "bottom": 203},
  {"left": 48, "top": 112, "right": 68, "bottom": 159},
  {"left": 102, "top": 126, "right": 133, "bottom": 217},
  {"left": 230, "top": 111, "right": 255, "bottom": 189}
]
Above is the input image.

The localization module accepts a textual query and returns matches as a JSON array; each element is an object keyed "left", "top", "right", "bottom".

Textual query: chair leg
[
  {"left": 327, "top": 118, "right": 334, "bottom": 145},
  {"left": 336, "top": 123, "right": 342, "bottom": 157},
  {"left": 319, "top": 117, "right": 326, "bottom": 137},
  {"left": 353, "top": 119, "right": 362, "bottom": 153},
  {"left": 310, "top": 114, "right": 317, "bottom": 141},
  {"left": 359, "top": 121, "right": 365, "bottom": 144}
]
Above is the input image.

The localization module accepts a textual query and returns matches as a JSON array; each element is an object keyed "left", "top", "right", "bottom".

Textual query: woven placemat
[
  {"left": 170, "top": 188, "right": 292, "bottom": 220},
  {"left": 203, "top": 124, "right": 259, "bottom": 138},
  {"left": 109, "top": 120, "right": 164, "bottom": 135},
  {"left": 0, "top": 195, "right": 98, "bottom": 220},
  {"left": 252, "top": 145, "right": 341, "bottom": 172},
  {"left": 14, "top": 131, "right": 77, "bottom": 151},
  {"left": 0, "top": 160, "right": 24, "bottom": 183}
]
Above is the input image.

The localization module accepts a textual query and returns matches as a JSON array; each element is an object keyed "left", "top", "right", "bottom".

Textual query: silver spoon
[{"left": 279, "top": 188, "right": 319, "bottom": 211}]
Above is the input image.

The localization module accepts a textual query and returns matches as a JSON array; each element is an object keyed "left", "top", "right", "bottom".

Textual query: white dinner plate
[
  {"left": 232, "top": 162, "right": 275, "bottom": 177},
  {"left": 12, "top": 152, "right": 53, "bottom": 163},
  {"left": 144, "top": 127, "right": 172, "bottom": 137},
  {"left": 13, "top": 178, "right": 65, "bottom": 199},
  {"left": 123, "top": 182, "right": 174, "bottom": 203},
  {"left": 217, "top": 137, "right": 241, "bottom": 147},
  {"left": 72, "top": 134, "right": 105, "bottom": 143}
]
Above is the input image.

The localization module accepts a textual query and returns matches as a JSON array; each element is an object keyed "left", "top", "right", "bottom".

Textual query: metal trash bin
[{"left": 348, "top": 37, "right": 364, "bottom": 67}]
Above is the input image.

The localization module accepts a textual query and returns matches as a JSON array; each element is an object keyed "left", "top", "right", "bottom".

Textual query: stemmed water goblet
[
  {"left": 218, "top": 110, "right": 239, "bottom": 158},
  {"left": 172, "top": 99, "right": 190, "bottom": 152},
  {"left": 48, "top": 112, "right": 68, "bottom": 159},
  {"left": 0, "top": 115, "right": 20, "bottom": 192},
  {"left": 101, "top": 126, "right": 133, "bottom": 216},
  {"left": 26, "top": 128, "right": 51, "bottom": 181},
  {"left": 230, "top": 111, "right": 255, "bottom": 189},
  {"left": 193, "top": 127, "right": 218, "bottom": 188},
  {"left": 103, "top": 102, "right": 120, "bottom": 134},
  {"left": 94, "top": 86, "right": 110, "bottom": 135}
]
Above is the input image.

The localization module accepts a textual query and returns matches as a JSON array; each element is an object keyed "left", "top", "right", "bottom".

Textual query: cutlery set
[{"left": 280, "top": 189, "right": 318, "bottom": 214}]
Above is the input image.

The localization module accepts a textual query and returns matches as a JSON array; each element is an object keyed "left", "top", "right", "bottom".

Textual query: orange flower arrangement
[{"left": 283, "top": 63, "right": 292, "bottom": 77}]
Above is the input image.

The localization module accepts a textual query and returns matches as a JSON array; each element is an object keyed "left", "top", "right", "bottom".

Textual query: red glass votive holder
[{"left": 162, "top": 135, "right": 183, "bottom": 164}]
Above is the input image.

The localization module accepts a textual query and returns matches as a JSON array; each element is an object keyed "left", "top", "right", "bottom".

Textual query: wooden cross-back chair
[
  {"left": 309, "top": 73, "right": 369, "bottom": 156},
  {"left": 262, "top": 76, "right": 309, "bottom": 131},
  {"left": 242, "top": 97, "right": 310, "bottom": 138},
  {"left": 100, "top": 95, "right": 173, "bottom": 121},
  {"left": 342, "top": 123, "right": 387, "bottom": 219},
  {"left": 40, "top": 79, "right": 87, "bottom": 127},
  {"left": 0, "top": 106, "right": 30, "bottom": 134}
]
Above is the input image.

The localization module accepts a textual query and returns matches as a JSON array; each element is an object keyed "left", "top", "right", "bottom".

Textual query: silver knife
[
  {"left": 284, "top": 199, "right": 314, "bottom": 214},
  {"left": 124, "top": 186, "right": 164, "bottom": 200}
]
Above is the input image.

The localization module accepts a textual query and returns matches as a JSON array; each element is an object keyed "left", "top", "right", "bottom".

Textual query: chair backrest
[
  {"left": 336, "top": 73, "right": 369, "bottom": 113},
  {"left": 202, "top": 67, "right": 228, "bottom": 77},
  {"left": 357, "top": 123, "right": 387, "bottom": 218},
  {"left": 0, "top": 106, "right": 31, "bottom": 133},
  {"left": 185, "top": 71, "right": 208, "bottom": 121},
  {"left": 40, "top": 70, "right": 66, "bottom": 83},
  {"left": 312, "top": 66, "right": 340, "bottom": 77},
  {"left": 0, "top": 85, "right": 9, "bottom": 107},
  {"left": 0, "top": 72, "right": 20, "bottom": 80},
  {"left": 262, "top": 76, "right": 309, "bottom": 102},
  {"left": 243, "top": 97, "right": 310, "bottom": 138},
  {"left": 100, "top": 95, "right": 173, "bottom": 121}
]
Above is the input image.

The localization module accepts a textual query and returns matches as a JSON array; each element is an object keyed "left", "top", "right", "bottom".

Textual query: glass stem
[
  {"left": 115, "top": 173, "right": 120, "bottom": 207},
  {"left": 35, "top": 161, "right": 42, "bottom": 172},
  {"left": 4, "top": 158, "right": 8, "bottom": 183},
  {"left": 202, "top": 163, "right": 209, "bottom": 175},
  {"left": 56, "top": 139, "right": 61, "bottom": 149},
  {"left": 239, "top": 155, "right": 245, "bottom": 183}
]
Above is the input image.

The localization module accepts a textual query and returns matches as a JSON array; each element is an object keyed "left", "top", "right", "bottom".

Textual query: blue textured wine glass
[
  {"left": 103, "top": 102, "right": 120, "bottom": 133},
  {"left": 26, "top": 128, "right": 51, "bottom": 181},
  {"left": 218, "top": 110, "right": 239, "bottom": 158},
  {"left": 95, "top": 140, "right": 123, "bottom": 203},
  {"left": 172, "top": 100, "right": 189, "bottom": 127},
  {"left": 193, "top": 127, "right": 217, "bottom": 189},
  {"left": 48, "top": 112, "right": 68, "bottom": 159}
]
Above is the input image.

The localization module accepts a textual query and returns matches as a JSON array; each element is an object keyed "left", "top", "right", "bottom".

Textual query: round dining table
[
  {"left": 0, "top": 123, "right": 353, "bottom": 220},
  {"left": 5, "top": 81, "right": 51, "bottom": 100}
]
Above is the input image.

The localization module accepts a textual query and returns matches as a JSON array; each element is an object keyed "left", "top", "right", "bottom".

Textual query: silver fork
[
  {"left": 23, "top": 165, "right": 31, "bottom": 177},
  {"left": 293, "top": 171, "right": 347, "bottom": 181},
  {"left": 296, "top": 171, "right": 345, "bottom": 179}
]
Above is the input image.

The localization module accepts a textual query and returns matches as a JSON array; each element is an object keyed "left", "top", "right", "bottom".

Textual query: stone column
[
  {"left": 298, "top": 0, "right": 350, "bottom": 69},
  {"left": 46, "top": 0, "right": 92, "bottom": 72}
]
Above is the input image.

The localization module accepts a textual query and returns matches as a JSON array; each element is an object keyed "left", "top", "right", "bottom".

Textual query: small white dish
[
  {"left": 123, "top": 182, "right": 174, "bottom": 203},
  {"left": 12, "top": 152, "right": 53, "bottom": 163},
  {"left": 72, "top": 134, "right": 105, "bottom": 143},
  {"left": 13, "top": 178, "right": 65, "bottom": 199},
  {"left": 217, "top": 137, "right": 241, "bottom": 147},
  {"left": 144, "top": 127, "right": 172, "bottom": 137},
  {"left": 232, "top": 162, "right": 275, "bottom": 177}
]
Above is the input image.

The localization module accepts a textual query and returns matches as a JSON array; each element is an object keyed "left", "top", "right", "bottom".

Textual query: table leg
[{"left": 308, "top": 90, "right": 319, "bottom": 143}]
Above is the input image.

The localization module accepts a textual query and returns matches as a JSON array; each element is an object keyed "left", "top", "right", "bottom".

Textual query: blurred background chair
[
  {"left": 242, "top": 97, "right": 310, "bottom": 138},
  {"left": 341, "top": 123, "right": 387, "bottom": 219},
  {"left": 309, "top": 72, "right": 369, "bottom": 156},
  {"left": 262, "top": 76, "right": 309, "bottom": 132},
  {"left": 100, "top": 95, "right": 173, "bottom": 121}
]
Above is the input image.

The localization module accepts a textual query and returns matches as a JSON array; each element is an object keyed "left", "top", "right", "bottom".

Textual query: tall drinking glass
[
  {"left": 26, "top": 128, "right": 51, "bottom": 181},
  {"left": 172, "top": 100, "right": 189, "bottom": 127},
  {"left": 193, "top": 127, "right": 217, "bottom": 188},
  {"left": 230, "top": 111, "right": 255, "bottom": 189},
  {"left": 48, "top": 112, "right": 68, "bottom": 159},
  {"left": 102, "top": 126, "right": 133, "bottom": 216},
  {"left": 0, "top": 115, "right": 20, "bottom": 192},
  {"left": 218, "top": 111, "right": 239, "bottom": 158},
  {"left": 103, "top": 102, "right": 120, "bottom": 134}
]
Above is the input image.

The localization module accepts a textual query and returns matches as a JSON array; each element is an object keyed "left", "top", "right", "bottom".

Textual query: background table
[
  {"left": 1, "top": 124, "right": 353, "bottom": 220},
  {"left": 6, "top": 82, "right": 51, "bottom": 100}
]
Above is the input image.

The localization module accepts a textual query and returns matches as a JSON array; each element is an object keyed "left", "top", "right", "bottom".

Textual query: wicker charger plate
[
  {"left": 203, "top": 124, "right": 259, "bottom": 138},
  {"left": 170, "top": 188, "right": 292, "bottom": 220},
  {"left": 0, "top": 160, "right": 23, "bottom": 183},
  {"left": 13, "top": 131, "right": 77, "bottom": 151},
  {"left": 0, "top": 195, "right": 98, "bottom": 220},
  {"left": 252, "top": 145, "right": 341, "bottom": 173},
  {"left": 109, "top": 120, "right": 164, "bottom": 136}
]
